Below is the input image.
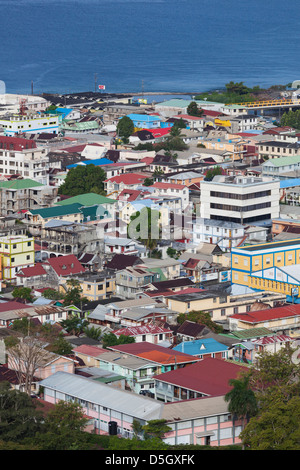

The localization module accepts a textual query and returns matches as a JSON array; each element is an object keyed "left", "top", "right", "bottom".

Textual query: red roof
[
  {"left": 109, "top": 342, "right": 199, "bottom": 365},
  {"left": 155, "top": 357, "right": 247, "bottom": 396},
  {"left": 176, "top": 114, "right": 204, "bottom": 121},
  {"left": 16, "top": 264, "right": 46, "bottom": 278},
  {"left": 0, "top": 136, "right": 36, "bottom": 151},
  {"left": 143, "top": 128, "right": 171, "bottom": 138},
  {"left": 46, "top": 255, "right": 85, "bottom": 276},
  {"left": 0, "top": 301, "right": 32, "bottom": 312},
  {"left": 105, "top": 173, "right": 148, "bottom": 184},
  {"left": 230, "top": 304, "right": 300, "bottom": 323},
  {"left": 117, "top": 189, "right": 142, "bottom": 201},
  {"left": 114, "top": 325, "right": 172, "bottom": 337}
]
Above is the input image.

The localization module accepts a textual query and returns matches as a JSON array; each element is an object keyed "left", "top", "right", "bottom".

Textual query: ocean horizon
[{"left": 1, "top": 0, "right": 300, "bottom": 96}]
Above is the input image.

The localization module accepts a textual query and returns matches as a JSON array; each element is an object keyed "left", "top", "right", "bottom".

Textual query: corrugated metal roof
[{"left": 40, "top": 371, "right": 163, "bottom": 420}]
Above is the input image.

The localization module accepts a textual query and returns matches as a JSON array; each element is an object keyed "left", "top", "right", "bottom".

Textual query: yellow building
[
  {"left": 231, "top": 239, "right": 300, "bottom": 298},
  {"left": 0, "top": 235, "right": 35, "bottom": 280},
  {"left": 165, "top": 291, "right": 284, "bottom": 323}
]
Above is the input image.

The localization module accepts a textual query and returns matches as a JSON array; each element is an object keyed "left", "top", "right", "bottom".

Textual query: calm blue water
[{"left": 1, "top": 0, "right": 300, "bottom": 95}]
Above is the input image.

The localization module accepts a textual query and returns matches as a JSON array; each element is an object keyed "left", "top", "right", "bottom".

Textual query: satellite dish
[{"left": 0, "top": 80, "right": 6, "bottom": 95}]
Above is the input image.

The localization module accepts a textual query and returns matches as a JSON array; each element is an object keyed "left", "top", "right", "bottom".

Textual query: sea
[{"left": 1, "top": 0, "right": 300, "bottom": 97}]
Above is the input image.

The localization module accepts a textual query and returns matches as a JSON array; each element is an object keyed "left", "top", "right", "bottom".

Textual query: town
[{"left": 0, "top": 80, "right": 299, "bottom": 451}]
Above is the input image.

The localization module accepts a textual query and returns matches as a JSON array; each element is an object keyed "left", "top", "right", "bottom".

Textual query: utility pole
[{"left": 94, "top": 73, "right": 98, "bottom": 93}]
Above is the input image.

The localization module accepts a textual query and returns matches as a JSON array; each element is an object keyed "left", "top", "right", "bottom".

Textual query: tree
[
  {"left": 35, "top": 400, "right": 90, "bottom": 450},
  {"left": 232, "top": 348, "right": 300, "bottom": 450},
  {"left": 60, "top": 315, "right": 89, "bottom": 336},
  {"left": 240, "top": 393, "right": 300, "bottom": 450},
  {"left": 0, "top": 382, "right": 44, "bottom": 442},
  {"left": 127, "top": 207, "right": 161, "bottom": 256},
  {"left": 177, "top": 311, "right": 224, "bottom": 333},
  {"left": 187, "top": 101, "right": 203, "bottom": 117},
  {"left": 225, "top": 375, "right": 258, "bottom": 436},
  {"left": 63, "top": 279, "right": 87, "bottom": 307},
  {"left": 58, "top": 164, "right": 106, "bottom": 197},
  {"left": 117, "top": 116, "right": 134, "bottom": 140},
  {"left": 143, "top": 177, "right": 154, "bottom": 186},
  {"left": 42, "top": 288, "right": 65, "bottom": 301},
  {"left": 5, "top": 320, "right": 60, "bottom": 395},
  {"left": 102, "top": 332, "right": 135, "bottom": 349},
  {"left": 142, "top": 419, "right": 172, "bottom": 440},
  {"left": 12, "top": 287, "right": 34, "bottom": 303},
  {"left": 49, "top": 334, "right": 73, "bottom": 356},
  {"left": 83, "top": 325, "right": 102, "bottom": 341},
  {"left": 204, "top": 166, "right": 223, "bottom": 181}
]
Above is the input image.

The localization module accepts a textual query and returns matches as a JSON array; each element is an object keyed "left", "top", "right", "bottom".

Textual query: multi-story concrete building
[
  {"left": 0, "top": 144, "right": 50, "bottom": 184},
  {"left": 0, "top": 235, "right": 34, "bottom": 280},
  {"left": 200, "top": 175, "right": 280, "bottom": 225},
  {"left": 0, "top": 179, "right": 58, "bottom": 215},
  {"left": 0, "top": 114, "right": 59, "bottom": 136},
  {"left": 258, "top": 140, "right": 300, "bottom": 160},
  {"left": 192, "top": 218, "right": 245, "bottom": 252}
]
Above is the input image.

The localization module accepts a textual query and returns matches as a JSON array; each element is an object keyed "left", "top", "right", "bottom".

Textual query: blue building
[{"left": 173, "top": 338, "right": 228, "bottom": 359}]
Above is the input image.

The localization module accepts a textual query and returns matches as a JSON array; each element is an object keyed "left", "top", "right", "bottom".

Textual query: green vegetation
[
  {"left": 58, "top": 164, "right": 106, "bottom": 197},
  {"left": 280, "top": 109, "right": 300, "bottom": 130},
  {"left": 204, "top": 166, "right": 223, "bottom": 181},
  {"left": 195, "top": 81, "right": 275, "bottom": 104},
  {"left": 187, "top": 101, "right": 204, "bottom": 117},
  {"left": 116, "top": 115, "right": 135, "bottom": 142},
  {"left": 177, "top": 310, "right": 224, "bottom": 334},
  {"left": 12, "top": 287, "right": 34, "bottom": 303},
  {"left": 102, "top": 332, "right": 135, "bottom": 349},
  {"left": 226, "top": 347, "right": 300, "bottom": 450}
]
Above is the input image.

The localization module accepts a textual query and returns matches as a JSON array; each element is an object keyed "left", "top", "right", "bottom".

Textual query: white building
[
  {"left": 0, "top": 94, "right": 51, "bottom": 115},
  {"left": 0, "top": 146, "right": 50, "bottom": 184},
  {"left": 192, "top": 218, "right": 245, "bottom": 251},
  {"left": 200, "top": 175, "right": 280, "bottom": 225},
  {"left": 150, "top": 182, "right": 190, "bottom": 209},
  {"left": 0, "top": 114, "right": 59, "bottom": 136}
]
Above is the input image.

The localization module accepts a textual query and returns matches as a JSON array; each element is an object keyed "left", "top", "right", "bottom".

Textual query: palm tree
[{"left": 225, "top": 374, "right": 258, "bottom": 445}]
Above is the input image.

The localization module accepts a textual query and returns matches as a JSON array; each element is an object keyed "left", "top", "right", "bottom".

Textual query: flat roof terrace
[{"left": 234, "top": 238, "right": 300, "bottom": 252}]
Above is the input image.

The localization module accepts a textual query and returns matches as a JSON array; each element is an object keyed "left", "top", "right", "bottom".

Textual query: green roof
[
  {"left": 61, "top": 121, "right": 99, "bottom": 130},
  {"left": 29, "top": 203, "right": 83, "bottom": 219},
  {"left": 229, "top": 327, "right": 273, "bottom": 340},
  {"left": 56, "top": 193, "right": 116, "bottom": 206},
  {"left": 0, "top": 179, "right": 44, "bottom": 190},
  {"left": 264, "top": 154, "right": 300, "bottom": 167}
]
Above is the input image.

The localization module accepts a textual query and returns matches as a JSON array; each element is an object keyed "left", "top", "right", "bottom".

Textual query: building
[
  {"left": 25, "top": 203, "right": 84, "bottom": 235},
  {"left": 231, "top": 238, "right": 300, "bottom": 293},
  {"left": 113, "top": 324, "right": 173, "bottom": 345},
  {"left": 200, "top": 175, "right": 280, "bottom": 225},
  {"left": 0, "top": 114, "right": 59, "bottom": 136},
  {"left": 165, "top": 290, "right": 285, "bottom": 323},
  {"left": 39, "top": 371, "right": 245, "bottom": 445},
  {"left": 259, "top": 140, "right": 300, "bottom": 160},
  {"left": 154, "top": 357, "right": 246, "bottom": 402},
  {"left": 228, "top": 303, "right": 300, "bottom": 336},
  {"left": 0, "top": 179, "right": 58, "bottom": 215},
  {"left": 115, "top": 266, "right": 160, "bottom": 299},
  {"left": 0, "top": 235, "right": 34, "bottom": 280},
  {"left": 0, "top": 143, "right": 50, "bottom": 184},
  {"left": 172, "top": 338, "right": 229, "bottom": 360},
  {"left": 192, "top": 218, "right": 245, "bottom": 252}
]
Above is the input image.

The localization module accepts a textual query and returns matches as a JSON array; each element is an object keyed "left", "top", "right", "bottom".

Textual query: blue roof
[
  {"left": 66, "top": 158, "right": 113, "bottom": 169},
  {"left": 173, "top": 338, "right": 228, "bottom": 356},
  {"left": 126, "top": 114, "right": 161, "bottom": 122},
  {"left": 280, "top": 178, "right": 300, "bottom": 189}
]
